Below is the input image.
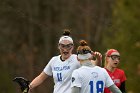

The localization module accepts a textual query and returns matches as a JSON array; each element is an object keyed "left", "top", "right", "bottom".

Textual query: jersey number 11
[{"left": 57, "top": 73, "right": 62, "bottom": 81}]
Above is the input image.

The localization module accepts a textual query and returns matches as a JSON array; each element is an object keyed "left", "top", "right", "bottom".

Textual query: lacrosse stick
[{"left": 13, "top": 77, "right": 30, "bottom": 93}]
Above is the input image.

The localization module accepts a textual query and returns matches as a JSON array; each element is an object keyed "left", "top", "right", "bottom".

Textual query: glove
[{"left": 13, "top": 77, "right": 30, "bottom": 93}]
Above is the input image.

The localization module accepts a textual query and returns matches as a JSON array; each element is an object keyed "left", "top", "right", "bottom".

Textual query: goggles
[
  {"left": 108, "top": 55, "right": 120, "bottom": 61},
  {"left": 77, "top": 49, "right": 91, "bottom": 55},
  {"left": 59, "top": 43, "right": 73, "bottom": 50}
]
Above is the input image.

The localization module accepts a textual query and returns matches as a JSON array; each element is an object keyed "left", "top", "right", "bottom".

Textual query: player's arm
[
  {"left": 120, "top": 81, "right": 126, "bottom": 93},
  {"left": 71, "top": 70, "right": 81, "bottom": 93},
  {"left": 29, "top": 71, "right": 49, "bottom": 90},
  {"left": 71, "top": 86, "right": 80, "bottom": 93},
  {"left": 109, "top": 84, "right": 122, "bottom": 93},
  {"left": 29, "top": 57, "right": 53, "bottom": 90}
]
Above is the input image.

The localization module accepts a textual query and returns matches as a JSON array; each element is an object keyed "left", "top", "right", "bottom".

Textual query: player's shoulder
[
  {"left": 49, "top": 55, "right": 61, "bottom": 63},
  {"left": 115, "top": 68, "right": 125, "bottom": 73},
  {"left": 69, "top": 54, "right": 79, "bottom": 63},
  {"left": 95, "top": 66, "right": 108, "bottom": 73},
  {"left": 95, "top": 66, "right": 105, "bottom": 70},
  {"left": 74, "top": 66, "right": 85, "bottom": 72},
  {"left": 70, "top": 54, "right": 77, "bottom": 58},
  {"left": 72, "top": 68, "right": 80, "bottom": 75}
]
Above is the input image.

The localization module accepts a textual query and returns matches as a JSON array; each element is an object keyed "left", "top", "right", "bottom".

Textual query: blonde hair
[
  {"left": 104, "top": 49, "right": 111, "bottom": 67},
  {"left": 104, "top": 56, "right": 108, "bottom": 67}
]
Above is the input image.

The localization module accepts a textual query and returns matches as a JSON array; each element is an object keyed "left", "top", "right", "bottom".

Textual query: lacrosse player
[
  {"left": 71, "top": 40, "right": 122, "bottom": 93},
  {"left": 29, "top": 29, "right": 80, "bottom": 93},
  {"left": 29, "top": 29, "right": 102, "bottom": 93},
  {"left": 104, "top": 49, "right": 127, "bottom": 93}
]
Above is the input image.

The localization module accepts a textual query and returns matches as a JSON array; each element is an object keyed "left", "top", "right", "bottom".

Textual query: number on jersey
[
  {"left": 89, "top": 81, "right": 104, "bottom": 93},
  {"left": 57, "top": 73, "right": 62, "bottom": 81}
]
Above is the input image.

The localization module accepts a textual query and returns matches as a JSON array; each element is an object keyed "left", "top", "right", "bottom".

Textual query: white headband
[
  {"left": 59, "top": 36, "right": 73, "bottom": 43},
  {"left": 77, "top": 53, "right": 92, "bottom": 60}
]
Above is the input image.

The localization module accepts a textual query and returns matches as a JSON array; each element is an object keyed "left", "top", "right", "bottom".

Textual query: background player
[{"left": 104, "top": 49, "right": 127, "bottom": 93}]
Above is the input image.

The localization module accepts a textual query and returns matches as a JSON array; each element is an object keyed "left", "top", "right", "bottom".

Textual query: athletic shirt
[
  {"left": 43, "top": 54, "right": 80, "bottom": 93},
  {"left": 104, "top": 68, "right": 127, "bottom": 93},
  {"left": 71, "top": 66, "right": 114, "bottom": 93}
]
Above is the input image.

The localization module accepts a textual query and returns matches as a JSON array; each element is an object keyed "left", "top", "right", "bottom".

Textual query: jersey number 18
[{"left": 89, "top": 81, "right": 104, "bottom": 93}]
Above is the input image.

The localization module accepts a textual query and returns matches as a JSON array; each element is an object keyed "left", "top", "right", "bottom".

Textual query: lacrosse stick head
[{"left": 13, "top": 77, "right": 30, "bottom": 93}]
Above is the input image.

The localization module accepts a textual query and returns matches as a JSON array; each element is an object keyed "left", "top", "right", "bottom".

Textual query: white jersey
[
  {"left": 71, "top": 66, "right": 114, "bottom": 93},
  {"left": 43, "top": 54, "right": 80, "bottom": 93}
]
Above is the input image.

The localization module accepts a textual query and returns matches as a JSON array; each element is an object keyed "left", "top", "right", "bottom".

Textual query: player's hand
[
  {"left": 28, "top": 84, "right": 33, "bottom": 93},
  {"left": 93, "top": 51, "right": 102, "bottom": 60},
  {"left": 92, "top": 51, "right": 102, "bottom": 66}
]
